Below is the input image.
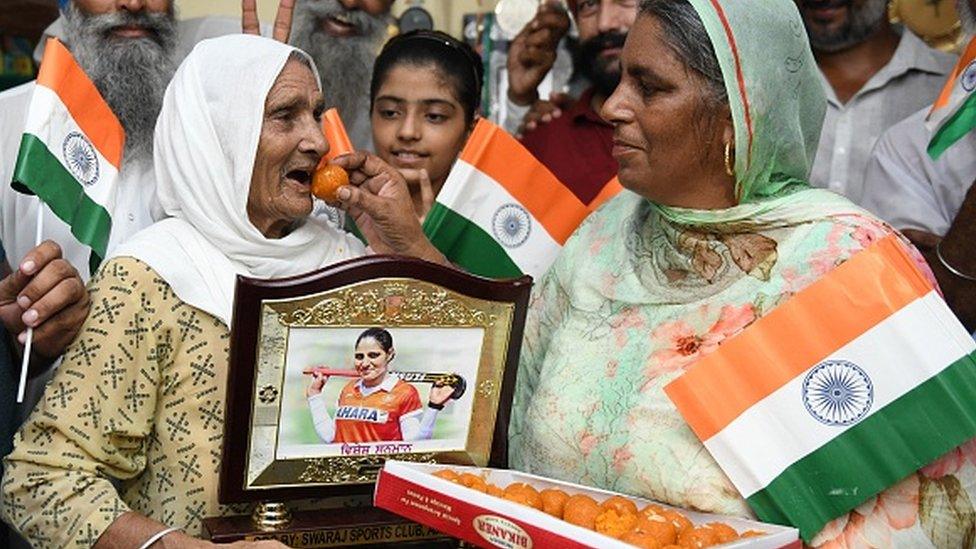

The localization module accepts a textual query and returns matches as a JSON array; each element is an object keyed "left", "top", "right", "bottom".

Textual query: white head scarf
[{"left": 111, "top": 34, "right": 365, "bottom": 325}]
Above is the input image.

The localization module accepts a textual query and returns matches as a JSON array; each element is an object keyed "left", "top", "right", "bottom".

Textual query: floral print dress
[{"left": 509, "top": 191, "right": 976, "bottom": 546}]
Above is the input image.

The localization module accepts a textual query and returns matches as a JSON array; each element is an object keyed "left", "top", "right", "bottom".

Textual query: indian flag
[
  {"left": 11, "top": 38, "right": 124, "bottom": 269},
  {"left": 423, "top": 119, "right": 621, "bottom": 279},
  {"left": 665, "top": 235, "right": 976, "bottom": 541},
  {"left": 927, "top": 36, "right": 976, "bottom": 159}
]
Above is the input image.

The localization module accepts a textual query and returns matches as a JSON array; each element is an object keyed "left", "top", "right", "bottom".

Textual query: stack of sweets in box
[
  {"left": 433, "top": 468, "right": 760, "bottom": 548},
  {"left": 374, "top": 461, "right": 799, "bottom": 549}
]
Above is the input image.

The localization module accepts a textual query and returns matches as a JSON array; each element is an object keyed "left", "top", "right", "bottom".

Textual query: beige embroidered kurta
[{"left": 1, "top": 257, "right": 247, "bottom": 547}]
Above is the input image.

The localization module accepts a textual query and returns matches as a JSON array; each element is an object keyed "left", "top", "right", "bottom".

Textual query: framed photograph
[{"left": 218, "top": 256, "right": 531, "bottom": 503}]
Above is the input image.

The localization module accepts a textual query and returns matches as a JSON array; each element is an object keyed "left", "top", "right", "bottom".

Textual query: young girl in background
[{"left": 369, "top": 30, "right": 483, "bottom": 221}]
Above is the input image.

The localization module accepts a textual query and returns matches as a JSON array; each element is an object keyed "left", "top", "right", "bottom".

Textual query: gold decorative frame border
[{"left": 242, "top": 277, "right": 515, "bottom": 490}]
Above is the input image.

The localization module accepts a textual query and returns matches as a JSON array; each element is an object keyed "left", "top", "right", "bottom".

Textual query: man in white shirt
[
  {"left": 0, "top": 0, "right": 178, "bottom": 365},
  {"left": 861, "top": 0, "right": 976, "bottom": 331},
  {"left": 796, "top": 0, "right": 955, "bottom": 198}
]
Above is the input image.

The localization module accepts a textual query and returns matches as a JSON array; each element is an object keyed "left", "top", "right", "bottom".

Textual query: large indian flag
[
  {"left": 423, "top": 119, "right": 622, "bottom": 279},
  {"left": 11, "top": 38, "right": 124, "bottom": 269},
  {"left": 665, "top": 235, "right": 976, "bottom": 541},
  {"left": 927, "top": 37, "right": 976, "bottom": 159}
]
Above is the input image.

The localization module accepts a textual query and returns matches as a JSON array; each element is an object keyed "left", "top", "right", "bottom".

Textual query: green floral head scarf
[{"left": 655, "top": 0, "right": 835, "bottom": 225}]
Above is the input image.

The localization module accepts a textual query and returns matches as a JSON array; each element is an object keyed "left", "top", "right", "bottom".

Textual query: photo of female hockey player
[{"left": 275, "top": 326, "right": 482, "bottom": 459}]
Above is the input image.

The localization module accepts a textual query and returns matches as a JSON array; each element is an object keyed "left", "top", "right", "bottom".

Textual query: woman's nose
[
  {"left": 600, "top": 86, "right": 629, "bottom": 125},
  {"left": 300, "top": 120, "right": 329, "bottom": 157}
]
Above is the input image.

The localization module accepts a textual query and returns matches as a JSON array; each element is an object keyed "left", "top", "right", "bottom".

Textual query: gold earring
[{"left": 724, "top": 142, "right": 735, "bottom": 177}]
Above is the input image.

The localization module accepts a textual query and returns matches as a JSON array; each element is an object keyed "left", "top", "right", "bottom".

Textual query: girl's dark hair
[
  {"left": 370, "top": 30, "right": 483, "bottom": 125},
  {"left": 356, "top": 327, "right": 394, "bottom": 352}
]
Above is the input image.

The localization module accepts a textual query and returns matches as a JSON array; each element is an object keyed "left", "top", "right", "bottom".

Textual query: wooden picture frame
[{"left": 218, "top": 255, "right": 531, "bottom": 504}]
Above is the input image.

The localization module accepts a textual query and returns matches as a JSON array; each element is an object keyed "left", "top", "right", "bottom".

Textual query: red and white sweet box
[{"left": 374, "top": 461, "right": 799, "bottom": 549}]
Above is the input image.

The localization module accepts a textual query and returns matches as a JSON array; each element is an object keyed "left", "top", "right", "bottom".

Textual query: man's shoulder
[
  {"left": 0, "top": 81, "right": 35, "bottom": 103},
  {"left": 899, "top": 29, "right": 957, "bottom": 76},
  {"left": 0, "top": 81, "right": 34, "bottom": 128}
]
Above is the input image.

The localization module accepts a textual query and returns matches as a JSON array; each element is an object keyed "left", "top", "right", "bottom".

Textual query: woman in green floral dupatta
[{"left": 509, "top": 0, "right": 976, "bottom": 545}]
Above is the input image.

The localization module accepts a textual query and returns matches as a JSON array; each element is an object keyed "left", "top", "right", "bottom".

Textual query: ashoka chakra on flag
[{"left": 801, "top": 360, "right": 873, "bottom": 427}]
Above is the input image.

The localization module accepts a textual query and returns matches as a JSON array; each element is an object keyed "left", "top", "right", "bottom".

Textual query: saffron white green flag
[
  {"left": 423, "top": 119, "right": 621, "bottom": 279},
  {"left": 666, "top": 236, "right": 976, "bottom": 541},
  {"left": 927, "top": 37, "right": 976, "bottom": 159},
  {"left": 11, "top": 38, "right": 124, "bottom": 271}
]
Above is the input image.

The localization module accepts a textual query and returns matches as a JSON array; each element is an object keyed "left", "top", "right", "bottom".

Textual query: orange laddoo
[
  {"left": 621, "top": 531, "right": 664, "bottom": 549},
  {"left": 457, "top": 472, "right": 488, "bottom": 492},
  {"left": 600, "top": 495, "right": 640, "bottom": 517},
  {"left": 660, "top": 509, "right": 693, "bottom": 535},
  {"left": 677, "top": 526, "right": 720, "bottom": 548},
  {"left": 486, "top": 484, "right": 505, "bottom": 497},
  {"left": 432, "top": 469, "right": 460, "bottom": 482},
  {"left": 704, "top": 522, "right": 738, "bottom": 543},
  {"left": 540, "top": 488, "right": 570, "bottom": 518},
  {"left": 640, "top": 504, "right": 668, "bottom": 518},
  {"left": 562, "top": 494, "right": 601, "bottom": 530},
  {"left": 631, "top": 515, "right": 677, "bottom": 545},
  {"left": 311, "top": 163, "right": 349, "bottom": 201},
  {"left": 502, "top": 482, "right": 543, "bottom": 510},
  {"left": 594, "top": 508, "right": 639, "bottom": 539}
]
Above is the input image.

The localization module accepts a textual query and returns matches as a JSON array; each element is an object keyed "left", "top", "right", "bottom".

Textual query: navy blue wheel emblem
[
  {"left": 802, "top": 360, "right": 873, "bottom": 427},
  {"left": 962, "top": 61, "right": 976, "bottom": 92},
  {"left": 492, "top": 203, "right": 531, "bottom": 248},
  {"left": 62, "top": 132, "right": 99, "bottom": 186}
]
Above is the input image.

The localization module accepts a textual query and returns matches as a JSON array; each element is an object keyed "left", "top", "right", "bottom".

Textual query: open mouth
[
  {"left": 285, "top": 168, "right": 313, "bottom": 187},
  {"left": 322, "top": 13, "right": 360, "bottom": 37}
]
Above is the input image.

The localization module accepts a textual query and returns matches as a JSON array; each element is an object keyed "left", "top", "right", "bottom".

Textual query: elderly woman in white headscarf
[{"left": 1, "top": 34, "right": 443, "bottom": 549}]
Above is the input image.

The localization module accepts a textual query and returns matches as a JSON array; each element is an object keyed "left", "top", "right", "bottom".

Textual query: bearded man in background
[
  {"left": 795, "top": 0, "right": 955, "bottom": 198},
  {"left": 290, "top": 0, "right": 394, "bottom": 150},
  {"left": 0, "top": 0, "right": 178, "bottom": 363}
]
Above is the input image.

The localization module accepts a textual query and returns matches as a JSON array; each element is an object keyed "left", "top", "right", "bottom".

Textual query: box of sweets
[{"left": 374, "top": 461, "right": 799, "bottom": 549}]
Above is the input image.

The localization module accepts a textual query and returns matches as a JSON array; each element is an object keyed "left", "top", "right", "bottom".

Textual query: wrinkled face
[
  {"left": 354, "top": 337, "right": 391, "bottom": 387},
  {"left": 371, "top": 64, "right": 470, "bottom": 190},
  {"left": 574, "top": 0, "right": 638, "bottom": 96},
  {"left": 795, "top": 0, "right": 888, "bottom": 52},
  {"left": 601, "top": 14, "right": 734, "bottom": 207},
  {"left": 247, "top": 59, "right": 328, "bottom": 238}
]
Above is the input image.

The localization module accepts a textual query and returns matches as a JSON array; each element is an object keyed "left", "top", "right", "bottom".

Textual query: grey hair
[{"left": 638, "top": 0, "right": 727, "bottom": 108}]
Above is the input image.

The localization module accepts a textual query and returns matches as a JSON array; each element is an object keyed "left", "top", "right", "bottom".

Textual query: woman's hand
[
  {"left": 306, "top": 373, "right": 328, "bottom": 398},
  {"left": 429, "top": 382, "right": 456, "bottom": 406},
  {"left": 332, "top": 152, "right": 449, "bottom": 266}
]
